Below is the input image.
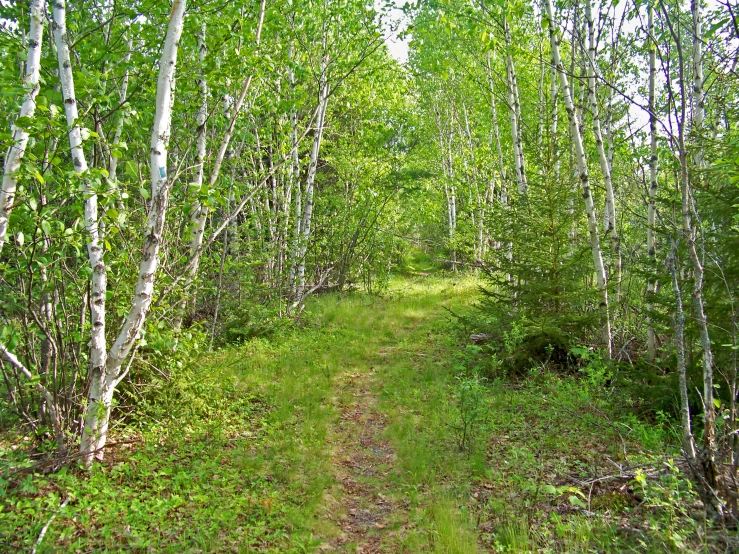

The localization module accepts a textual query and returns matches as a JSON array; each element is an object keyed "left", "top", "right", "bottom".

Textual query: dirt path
[{"left": 323, "top": 362, "right": 408, "bottom": 553}]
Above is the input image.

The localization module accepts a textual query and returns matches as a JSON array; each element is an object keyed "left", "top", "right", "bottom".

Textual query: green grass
[{"left": 0, "top": 272, "right": 724, "bottom": 552}]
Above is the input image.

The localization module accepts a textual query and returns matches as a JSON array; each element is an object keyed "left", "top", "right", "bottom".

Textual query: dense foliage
[{"left": 2, "top": 0, "right": 739, "bottom": 539}]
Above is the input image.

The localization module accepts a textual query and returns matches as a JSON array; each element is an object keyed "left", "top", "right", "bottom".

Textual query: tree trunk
[
  {"left": 668, "top": 239, "right": 697, "bottom": 462},
  {"left": 295, "top": 59, "right": 330, "bottom": 306},
  {"left": 504, "top": 20, "right": 527, "bottom": 196},
  {"left": 288, "top": 45, "right": 302, "bottom": 294},
  {"left": 182, "top": 0, "right": 266, "bottom": 296},
  {"left": 662, "top": 0, "right": 720, "bottom": 511},
  {"left": 80, "top": 0, "right": 187, "bottom": 468},
  {"left": 174, "top": 22, "right": 208, "bottom": 332},
  {"left": 108, "top": 34, "right": 132, "bottom": 184},
  {"left": 647, "top": 4, "right": 658, "bottom": 361},
  {"left": 545, "top": 0, "right": 612, "bottom": 357},
  {"left": 585, "top": 0, "right": 621, "bottom": 302},
  {"left": 0, "top": 0, "right": 46, "bottom": 252},
  {"left": 52, "top": 0, "right": 109, "bottom": 418}
]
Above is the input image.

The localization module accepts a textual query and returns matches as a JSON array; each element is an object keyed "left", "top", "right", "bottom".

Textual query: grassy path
[
  {"left": 4, "top": 274, "right": 483, "bottom": 553},
  {"left": 6, "top": 273, "right": 705, "bottom": 552},
  {"left": 295, "top": 274, "right": 482, "bottom": 552}
]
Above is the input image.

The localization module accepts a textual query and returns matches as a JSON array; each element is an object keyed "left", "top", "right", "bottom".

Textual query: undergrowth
[{"left": 1, "top": 273, "right": 733, "bottom": 552}]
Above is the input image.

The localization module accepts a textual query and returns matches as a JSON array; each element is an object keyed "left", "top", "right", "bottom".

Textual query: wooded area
[{"left": 2, "top": 0, "right": 739, "bottom": 550}]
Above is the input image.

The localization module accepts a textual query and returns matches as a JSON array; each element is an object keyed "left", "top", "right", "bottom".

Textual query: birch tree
[
  {"left": 52, "top": 0, "right": 108, "bottom": 419},
  {"left": 584, "top": 0, "right": 621, "bottom": 299},
  {"left": 179, "top": 0, "right": 267, "bottom": 317},
  {"left": 545, "top": 0, "right": 612, "bottom": 357},
  {"left": 646, "top": 3, "right": 658, "bottom": 361},
  {"left": 0, "top": 0, "right": 46, "bottom": 253},
  {"left": 80, "top": 0, "right": 187, "bottom": 466},
  {"left": 294, "top": 57, "right": 330, "bottom": 307},
  {"left": 504, "top": 19, "right": 527, "bottom": 196}
]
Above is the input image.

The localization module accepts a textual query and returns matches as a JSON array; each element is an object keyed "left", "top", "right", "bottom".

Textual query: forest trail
[
  {"left": 5, "top": 273, "right": 699, "bottom": 552},
  {"left": 304, "top": 273, "right": 482, "bottom": 552},
  {"left": 325, "top": 367, "right": 400, "bottom": 552}
]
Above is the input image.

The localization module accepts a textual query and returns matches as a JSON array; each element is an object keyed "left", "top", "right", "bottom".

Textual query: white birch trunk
[
  {"left": 183, "top": 0, "right": 266, "bottom": 290},
  {"left": 668, "top": 241, "right": 697, "bottom": 462},
  {"left": 585, "top": 0, "right": 621, "bottom": 301},
  {"left": 687, "top": 0, "right": 719, "bottom": 492},
  {"left": 487, "top": 50, "right": 506, "bottom": 207},
  {"left": 448, "top": 124, "right": 457, "bottom": 236},
  {"left": 0, "top": 0, "right": 46, "bottom": 253},
  {"left": 463, "top": 103, "right": 485, "bottom": 260},
  {"left": 545, "top": 0, "right": 612, "bottom": 357},
  {"left": 295, "top": 62, "right": 330, "bottom": 305},
  {"left": 288, "top": 45, "right": 302, "bottom": 293},
  {"left": 52, "top": 0, "right": 109, "bottom": 416},
  {"left": 692, "top": 0, "right": 705, "bottom": 166},
  {"left": 80, "top": 0, "right": 187, "bottom": 467},
  {"left": 446, "top": 113, "right": 457, "bottom": 269},
  {"left": 173, "top": 22, "right": 208, "bottom": 333},
  {"left": 108, "top": 34, "right": 132, "bottom": 183},
  {"left": 504, "top": 20, "right": 527, "bottom": 195},
  {"left": 551, "top": 64, "right": 560, "bottom": 178},
  {"left": 647, "top": 4, "right": 658, "bottom": 360}
]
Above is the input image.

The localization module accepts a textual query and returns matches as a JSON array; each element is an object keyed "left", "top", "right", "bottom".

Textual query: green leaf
[
  {"left": 125, "top": 161, "right": 138, "bottom": 180},
  {"left": 16, "top": 232, "right": 24, "bottom": 246},
  {"left": 140, "top": 187, "right": 150, "bottom": 200},
  {"left": 14, "top": 116, "right": 34, "bottom": 128},
  {"left": 569, "top": 495, "right": 587, "bottom": 509}
]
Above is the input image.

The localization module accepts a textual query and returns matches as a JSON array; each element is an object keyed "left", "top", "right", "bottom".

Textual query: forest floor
[{"left": 2, "top": 271, "right": 727, "bottom": 552}]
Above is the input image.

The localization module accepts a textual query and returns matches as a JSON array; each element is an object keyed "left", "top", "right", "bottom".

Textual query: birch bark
[
  {"left": 486, "top": 51, "right": 506, "bottom": 192},
  {"left": 668, "top": 240, "right": 697, "bottom": 462},
  {"left": 584, "top": 0, "right": 621, "bottom": 300},
  {"left": 551, "top": 65, "right": 559, "bottom": 179},
  {"left": 108, "top": 34, "right": 132, "bottom": 184},
  {"left": 80, "top": 0, "right": 187, "bottom": 467},
  {"left": 184, "top": 0, "right": 266, "bottom": 296},
  {"left": 647, "top": 4, "right": 658, "bottom": 360},
  {"left": 52, "top": 0, "right": 108, "bottom": 416},
  {"left": 545, "top": 0, "right": 612, "bottom": 357},
  {"left": 0, "top": 0, "right": 46, "bottom": 253},
  {"left": 662, "top": 2, "right": 718, "bottom": 501},
  {"left": 504, "top": 20, "right": 527, "bottom": 195},
  {"left": 173, "top": 22, "right": 208, "bottom": 332},
  {"left": 288, "top": 44, "right": 302, "bottom": 293},
  {"left": 295, "top": 60, "right": 330, "bottom": 305},
  {"left": 686, "top": 0, "right": 719, "bottom": 494}
]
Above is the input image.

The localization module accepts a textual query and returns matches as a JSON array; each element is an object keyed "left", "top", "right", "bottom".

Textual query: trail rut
[{"left": 322, "top": 363, "right": 409, "bottom": 553}]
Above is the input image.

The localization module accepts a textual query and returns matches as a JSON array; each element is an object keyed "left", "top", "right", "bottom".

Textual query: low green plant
[
  {"left": 632, "top": 461, "right": 705, "bottom": 551},
  {"left": 452, "top": 374, "right": 490, "bottom": 455},
  {"left": 570, "top": 346, "right": 613, "bottom": 388}
]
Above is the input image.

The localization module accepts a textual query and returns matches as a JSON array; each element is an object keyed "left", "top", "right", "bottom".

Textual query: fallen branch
[
  {"left": 289, "top": 265, "right": 334, "bottom": 316},
  {"left": 32, "top": 496, "right": 69, "bottom": 554}
]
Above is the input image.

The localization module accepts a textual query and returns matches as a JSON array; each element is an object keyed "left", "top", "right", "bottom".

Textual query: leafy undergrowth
[
  {"left": 1, "top": 382, "right": 299, "bottom": 552},
  {"left": 468, "top": 372, "right": 727, "bottom": 553},
  {"left": 1, "top": 273, "right": 733, "bottom": 552}
]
